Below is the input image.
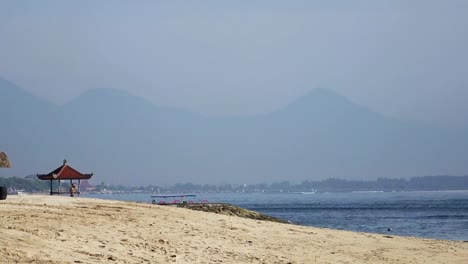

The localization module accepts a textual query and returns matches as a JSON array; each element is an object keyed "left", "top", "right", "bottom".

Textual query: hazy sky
[{"left": 1, "top": 0, "right": 467, "bottom": 126}]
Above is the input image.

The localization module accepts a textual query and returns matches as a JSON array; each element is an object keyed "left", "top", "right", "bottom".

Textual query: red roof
[{"left": 37, "top": 162, "right": 93, "bottom": 180}]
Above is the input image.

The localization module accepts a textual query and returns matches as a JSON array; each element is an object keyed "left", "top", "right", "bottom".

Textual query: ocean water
[{"left": 83, "top": 190, "right": 468, "bottom": 241}]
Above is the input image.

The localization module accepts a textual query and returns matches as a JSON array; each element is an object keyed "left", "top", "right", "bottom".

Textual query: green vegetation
[
  {"left": 1, "top": 175, "right": 468, "bottom": 193},
  {"left": 98, "top": 175, "right": 468, "bottom": 193},
  {"left": 0, "top": 175, "right": 49, "bottom": 192}
]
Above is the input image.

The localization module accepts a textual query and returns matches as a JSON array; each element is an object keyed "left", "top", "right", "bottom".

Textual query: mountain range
[{"left": 1, "top": 77, "right": 467, "bottom": 185}]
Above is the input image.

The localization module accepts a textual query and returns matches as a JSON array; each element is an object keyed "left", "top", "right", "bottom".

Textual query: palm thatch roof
[{"left": 0, "top": 151, "right": 11, "bottom": 168}]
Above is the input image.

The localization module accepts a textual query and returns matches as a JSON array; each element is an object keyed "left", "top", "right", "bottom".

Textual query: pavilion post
[
  {"left": 58, "top": 179, "right": 61, "bottom": 195},
  {"left": 50, "top": 180, "right": 53, "bottom": 195},
  {"left": 78, "top": 179, "right": 81, "bottom": 197}
]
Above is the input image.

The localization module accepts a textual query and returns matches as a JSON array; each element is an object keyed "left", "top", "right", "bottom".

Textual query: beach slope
[{"left": 1, "top": 195, "right": 467, "bottom": 263}]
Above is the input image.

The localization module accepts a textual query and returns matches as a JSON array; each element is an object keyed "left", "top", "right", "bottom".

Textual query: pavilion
[{"left": 37, "top": 160, "right": 93, "bottom": 196}]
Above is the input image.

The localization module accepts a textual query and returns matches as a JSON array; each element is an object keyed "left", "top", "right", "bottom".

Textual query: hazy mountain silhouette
[
  {"left": 1, "top": 78, "right": 59, "bottom": 171},
  {"left": 1, "top": 77, "right": 467, "bottom": 185}
]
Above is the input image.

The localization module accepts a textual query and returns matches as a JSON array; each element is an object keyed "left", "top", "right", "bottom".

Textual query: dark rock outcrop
[{"left": 175, "top": 203, "right": 288, "bottom": 224}]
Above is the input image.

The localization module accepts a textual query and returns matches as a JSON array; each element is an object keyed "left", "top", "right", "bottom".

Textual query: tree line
[
  {"left": 1, "top": 175, "right": 468, "bottom": 193},
  {"left": 98, "top": 175, "right": 468, "bottom": 193}
]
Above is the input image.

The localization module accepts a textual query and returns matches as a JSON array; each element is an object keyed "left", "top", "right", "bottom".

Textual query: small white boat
[{"left": 8, "top": 188, "right": 26, "bottom": 195}]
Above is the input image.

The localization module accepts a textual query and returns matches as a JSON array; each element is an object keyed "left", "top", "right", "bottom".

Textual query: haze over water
[{"left": 1, "top": 1, "right": 468, "bottom": 185}]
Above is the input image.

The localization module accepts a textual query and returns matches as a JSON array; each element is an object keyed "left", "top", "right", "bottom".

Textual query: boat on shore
[{"left": 150, "top": 193, "right": 197, "bottom": 204}]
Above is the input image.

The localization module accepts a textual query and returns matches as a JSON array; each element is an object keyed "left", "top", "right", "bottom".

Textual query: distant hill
[
  {"left": 0, "top": 78, "right": 59, "bottom": 171},
  {"left": 1, "top": 77, "right": 467, "bottom": 185}
]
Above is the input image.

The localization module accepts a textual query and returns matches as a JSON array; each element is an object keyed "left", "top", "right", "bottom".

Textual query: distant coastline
[
  {"left": 76, "top": 175, "right": 468, "bottom": 194},
  {"left": 2, "top": 175, "right": 468, "bottom": 194}
]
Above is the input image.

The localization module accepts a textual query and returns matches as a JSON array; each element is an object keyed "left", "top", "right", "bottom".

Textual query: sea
[{"left": 83, "top": 190, "right": 468, "bottom": 241}]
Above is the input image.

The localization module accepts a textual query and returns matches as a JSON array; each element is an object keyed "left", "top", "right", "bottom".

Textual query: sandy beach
[{"left": 1, "top": 195, "right": 467, "bottom": 263}]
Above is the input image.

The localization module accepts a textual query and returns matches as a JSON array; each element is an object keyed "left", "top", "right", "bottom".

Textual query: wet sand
[{"left": 1, "top": 195, "right": 467, "bottom": 263}]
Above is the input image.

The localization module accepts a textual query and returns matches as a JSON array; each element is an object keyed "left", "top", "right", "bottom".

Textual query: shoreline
[{"left": 1, "top": 195, "right": 468, "bottom": 263}]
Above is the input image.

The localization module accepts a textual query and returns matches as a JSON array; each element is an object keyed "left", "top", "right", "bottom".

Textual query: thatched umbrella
[
  {"left": 0, "top": 151, "right": 10, "bottom": 199},
  {"left": 0, "top": 151, "right": 11, "bottom": 168}
]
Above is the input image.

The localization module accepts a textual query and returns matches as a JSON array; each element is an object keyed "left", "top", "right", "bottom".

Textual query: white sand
[{"left": 1, "top": 195, "right": 467, "bottom": 263}]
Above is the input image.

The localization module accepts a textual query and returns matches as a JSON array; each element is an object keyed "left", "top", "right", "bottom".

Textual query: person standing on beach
[{"left": 70, "top": 184, "right": 77, "bottom": 197}]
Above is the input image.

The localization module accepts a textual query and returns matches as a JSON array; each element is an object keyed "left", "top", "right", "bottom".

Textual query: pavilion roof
[{"left": 37, "top": 161, "right": 93, "bottom": 180}]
